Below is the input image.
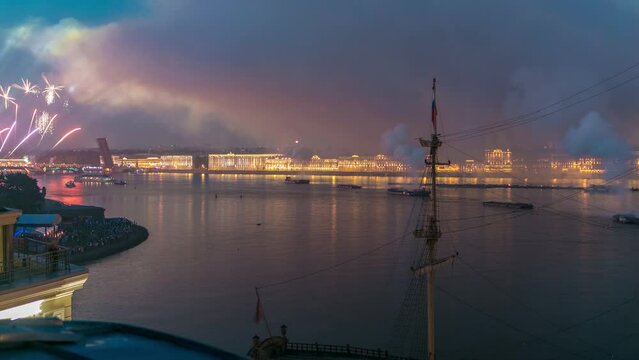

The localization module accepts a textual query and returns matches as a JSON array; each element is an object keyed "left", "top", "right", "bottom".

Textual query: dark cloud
[
  {"left": 2, "top": 1, "right": 639, "bottom": 157},
  {"left": 64, "top": 104, "right": 253, "bottom": 150}
]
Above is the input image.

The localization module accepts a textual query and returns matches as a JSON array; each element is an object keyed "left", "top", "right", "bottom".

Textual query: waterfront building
[
  {"left": 307, "top": 155, "right": 338, "bottom": 172},
  {"left": 262, "top": 154, "right": 406, "bottom": 173},
  {"left": 512, "top": 158, "right": 528, "bottom": 173},
  {"left": 437, "top": 163, "right": 460, "bottom": 173},
  {"left": 0, "top": 158, "right": 33, "bottom": 174},
  {"left": 550, "top": 155, "right": 605, "bottom": 174},
  {"left": 336, "top": 154, "right": 407, "bottom": 173},
  {"left": 0, "top": 208, "right": 87, "bottom": 320},
  {"left": 112, "top": 155, "right": 162, "bottom": 169},
  {"left": 159, "top": 155, "right": 193, "bottom": 170},
  {"left": 0, "top": 158, "right": 30, "bottom": 167},
  {"left": 264, "top": 157, "right": 302, "bottom": 171},
  {"left": 208, "top": 153, "right": 284, "bottom": 170},
  {"left": 111, "top": 155, "right": 193, "bottom": 170},
  {"left": 461, "top": 159, "right": 484, "bottom": 174},
  {"left": 484, "top": 148, "right": 513, "bottom": 173}
]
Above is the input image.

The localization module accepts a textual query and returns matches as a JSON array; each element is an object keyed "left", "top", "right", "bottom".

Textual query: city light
[
  {"left": 0, "top": 300, "right": 43, "bottom": 320},
  {"left": 208, "top": 153, "right": 408, "bottom": 173}
]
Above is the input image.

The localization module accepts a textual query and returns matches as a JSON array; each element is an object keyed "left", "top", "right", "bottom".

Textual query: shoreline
[
  {"left": 68, "top": 224, "right": 149, "bottom": 265},
  {"left": 35, "top": 170, "right": 638, "bottom": 184}
]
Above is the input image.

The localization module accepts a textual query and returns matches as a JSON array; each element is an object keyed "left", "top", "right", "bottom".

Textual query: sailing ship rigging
[{"left": 249, "top": 78, "right": 456, "bottom": 360}]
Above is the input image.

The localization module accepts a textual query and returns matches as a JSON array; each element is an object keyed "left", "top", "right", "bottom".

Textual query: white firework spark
[
  {"left": 35, "top": 111, "right": 55, "bottom": 135},
  {"left": 0, "top": 85, "right": 15, "bottom": 109},
  {"left": 9, "top": 128, "right": 38, "bottom": 157},
  {"left": 13, "top": 78, "right": 39, "bottom": 95},
  {"left": 51, "top": 128, "right": 81, "bottom": 150},
  {"left": 42, "top": 74, "right": 63, "bottom": 105}
]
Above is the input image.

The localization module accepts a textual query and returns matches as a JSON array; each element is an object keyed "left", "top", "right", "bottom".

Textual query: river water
[{"left": 37, "top": 173, "right": 639, "bottom": 359}]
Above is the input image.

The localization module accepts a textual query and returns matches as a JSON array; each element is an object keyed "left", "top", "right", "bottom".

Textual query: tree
[{"left": 0, "top": 173, "right": 44, "bottom": 213}]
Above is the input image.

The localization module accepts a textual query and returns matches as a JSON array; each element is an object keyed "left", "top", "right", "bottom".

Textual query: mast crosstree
[{"left": 412, "top": 78, "right": 457, "bottom": 360}]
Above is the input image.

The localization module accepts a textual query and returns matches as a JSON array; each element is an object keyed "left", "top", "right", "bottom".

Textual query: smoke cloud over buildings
[
  {"left": 381, "top": 124, "right": 425, "bottom": 169},
  {"left": 0, "top": 2, "right": 639, "bottom": 154},
  {"left": 563, "top": 111, "right": 632, "bottom": 178}
]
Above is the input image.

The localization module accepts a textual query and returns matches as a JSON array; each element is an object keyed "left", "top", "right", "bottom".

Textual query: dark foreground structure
[
  {"left": 0, "top": 318, "right": 244, "bottom": 359},
  {"left": 248, "top": 327, "right": 417, "bottom": 360}
]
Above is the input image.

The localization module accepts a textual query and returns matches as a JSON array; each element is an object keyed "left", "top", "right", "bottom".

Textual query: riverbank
[
  {"left": 41, "top": 199, "right": 105, "bottom": 221},
  {"left": 59, "top": 218, "right": 149, "bottom": 265},
  {"left": 69, "top": 224, "right": 148, "bottom": 265},
  {"left": 69, "top": 225, "right": 149, "bottom": 265}
]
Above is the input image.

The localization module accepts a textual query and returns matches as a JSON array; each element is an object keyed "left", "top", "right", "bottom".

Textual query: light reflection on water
[{"left": 36, "top": 173, "right": 639, "bottom": 359}]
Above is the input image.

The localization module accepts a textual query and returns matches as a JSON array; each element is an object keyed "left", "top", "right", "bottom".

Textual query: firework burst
[
  {"left": 35, "top": 112, "right": 55, "bottom": 135},
  {"left": 0, "top": 86, "right": 14, "bottom": 109},
  {"left": 42, "top": 74, "right": 63, "bottom": 105},
  {"left": 14, "top": 78, "right": 39, "bottom": 95},
  {"left": 0, "top": 75, "right": 72, "bottom": 157}
]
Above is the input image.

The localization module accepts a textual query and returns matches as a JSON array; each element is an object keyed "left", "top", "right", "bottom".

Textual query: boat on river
[
  {"left": 584, "top": 185, "right": 612, "bottom": 193},
  {"left": 613, "top": 214, "right": 639, "bottom": 225},
  {"left": 387, "top": 187, "right": 430, "bottom": 197},
  {"left": 337, "top": 184, "right": 362, "bottom": 189},
  {"left": 73, "top": 174, "right": 115, "bottom": 183},
  {"left": 114, "top": 179, "right": 127, "bottom": 185},
  {"left": 284, "top": 176, "right": 310, "bottom": 184},
  {"left": 65, "top": 180, "right": 76, "bottom": 188},
  {"left": 483, "top": 201, "right": 533, "bottom": 209}
]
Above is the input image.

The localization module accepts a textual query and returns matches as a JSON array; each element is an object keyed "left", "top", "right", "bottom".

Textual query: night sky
[{"left": 1, "top": 0, "right": 638, "bottom": 158}]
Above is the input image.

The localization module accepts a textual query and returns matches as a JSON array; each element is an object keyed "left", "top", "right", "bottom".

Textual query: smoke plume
[
  {"left": 381, "top": 124, "right": 425, "bottom": 169},
  {"left": 563, "top": 111, "right": 632, "bottom": 178}
]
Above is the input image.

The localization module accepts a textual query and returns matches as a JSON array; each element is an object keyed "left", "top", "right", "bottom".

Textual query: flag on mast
[
  {"left": 431, "top": 98, "right": 438, "bottom": 131},
  {"left": 432, "top": 78, "right": 438, "bottom": 132},
  {"left": 255, "top": 291, "right": 264, "bottom": 323}
]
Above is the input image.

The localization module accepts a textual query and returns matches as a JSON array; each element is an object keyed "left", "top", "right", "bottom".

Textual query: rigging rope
[{"left": 434, "top": 284, "right": 595, "bottom": 360}]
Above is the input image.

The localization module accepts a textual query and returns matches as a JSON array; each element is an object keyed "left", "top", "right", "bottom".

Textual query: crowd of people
[{"left": 58, "top": 217, "right": 137, "bottom": 254}]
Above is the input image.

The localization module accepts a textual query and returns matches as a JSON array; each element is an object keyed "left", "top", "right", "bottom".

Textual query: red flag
[
  {"left": 432, "top": 78, "right": 438, "bottom": 132},
  {"left": 255, "top": 295, "right": 264, "bottom": 323},
  {"left": 431, "top": 99, "right": 438, "bottom": 131}
]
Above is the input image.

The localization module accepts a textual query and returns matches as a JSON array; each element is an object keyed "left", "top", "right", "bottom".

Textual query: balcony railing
[
  {"left": 286, "top": 342, "right": 416, "bottom": 360},
  {"left": 0, "top": 237, "right": 71, "bottom": 284}
]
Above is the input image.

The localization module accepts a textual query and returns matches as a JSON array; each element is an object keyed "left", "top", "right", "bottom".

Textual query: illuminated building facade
[
  {"left": 208, "top": 153, "right": 284, "bottom": 170},
  {"left": 264, "top": 157, "right": 292, "bottom": 171},
  {"left": 0, "top": 209, "right": 88, "bottom": 320},
  {"left": 159, "top": 155, "right": 193, "bottom": 170},
  {"left": 208, "top": 153, "right": 407, "bottom": 173},
  {"left": 551, "top": 156, "right": 605, "bottom": 174},
  {"left": 0, "top": 158, "right": 32, "bottom": 174},
  {"left": 437, "top": 163, "right": 461, "bottom": 173},
  {"left": 112, "top": 155, "right": 161, "bottom": 169},
  {"left": 112, "top": 155, "right": 193, "bottom": 170},
  {"left": 307, "top": 155, "right": 339, "bottom": 172},
  {"left": 336, "top": 154, "right": 407, "bottom": 173},
  {"left": 0, "top": 158, "right": 30, "bottom": 167},
  {"left": 484, "top": 148, "right": 512, "bottom": 173}
]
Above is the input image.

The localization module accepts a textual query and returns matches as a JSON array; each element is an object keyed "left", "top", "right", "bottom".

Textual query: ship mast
[{"left": 413, "top": 78, "right": 456, "bottom": 360}]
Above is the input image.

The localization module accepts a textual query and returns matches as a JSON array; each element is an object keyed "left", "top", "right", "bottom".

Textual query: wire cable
[
  {"left": 442, "top": 60, "right": 639, "bottom": 140},
  {"left": 435, "top": 283, "right": 595, "bottom": 360},
  {"left": 442, "top": 72, "right": 639, "bottom": 142}
]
